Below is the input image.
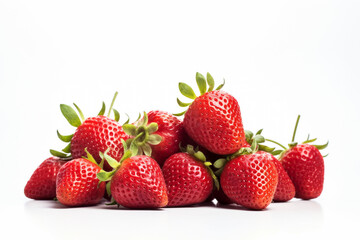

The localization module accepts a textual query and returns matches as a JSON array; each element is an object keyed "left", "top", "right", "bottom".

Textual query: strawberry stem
[
  {"left": 107, "top": 92, "right": 118, "bottom": 118},
  {"left": 265, "top": 139, "right": 287, "bottom": 150},
  {"left": 291, "top": 115, "right": 301, "bottom": 142}
]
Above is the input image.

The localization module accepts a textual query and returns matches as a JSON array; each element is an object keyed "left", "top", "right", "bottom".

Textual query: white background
[{"left": 1, "top": 1, "right": 359, "bottom": 239}]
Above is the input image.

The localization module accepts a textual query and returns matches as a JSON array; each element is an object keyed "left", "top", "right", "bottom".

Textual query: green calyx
[
  {"left": 213, "top": 129, "right": 274, "bottom": 176},
  {"left": 50, "top": 92, "right": 125, "bottom": 159},
  {"left": 265, "top": 115, "right": 329, "bottom": 158},
  {"left": 180, "top": 144, "right": 220, "bottom": 190},
  {"left": 174, "top": 72, "right": 225, "bottom": 116},
  {"left": 122, "top": 112, "right": 162, "bottom": 157},
  {"left": 96, "top": 139, "right": 137, "bottom": 183}
]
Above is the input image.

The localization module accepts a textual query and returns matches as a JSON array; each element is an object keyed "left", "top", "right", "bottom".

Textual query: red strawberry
[
  {"left": 280, "top": 144, "right": 324, "bottom": 200},
  {"left": 24, "top": 157, "right": 67, "bottom": 200},
  {"left": 56, "top": 157, "right": 105, "bottom": 207},
  {"left": 162, "top": 146, "right": 217, "bottom": 207},
  {"left": 262, "top": 152, "right": 295, "bottom": 202},
  {"left": 176, "top": 73, "right": 247, "bottom": 155},
  {"left": 123, "top": 110, "right": 185, "bottom": 166},
  {"left": 213, "top": 183, "right": 233, "bottom": 205},
  {"left": 266, "top": 115, "right": 328, "bottom": 200},
  {"left": 71, "top": 115, "right": 129, "bottom": 170},
  {"left": 220, "top": 151, "right": 278, "bottom": 210},
  {"left": 51, "top": 92, "right": 129, "bottom": 171},
  {"left": 97, "top": 144, "right": 168, "bottom": 209}
]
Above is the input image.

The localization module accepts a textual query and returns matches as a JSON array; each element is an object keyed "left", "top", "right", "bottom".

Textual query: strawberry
[
  {"left": 270, "top": 155, "right": 296, "bottom": 202},
  {"left": 97, "top": 141, "right": 168, "bottom": 209},
  {"left": 162, "top": 145, "right": 218, "bottom": 207},
  {"left": 123, "top": 110, "right": 185, "bottom": 166},
  {"left": 175, "top": 72, "right": 247, "bottom": 155},
  {"left": 220, "top": 151, "right": 278, "bottom": 210},
  {"left": 266, "top": 115, "right": 328, "bottom": 200},
  {"left": 56, "top": 152, "right": 105, "bottom": 207},
  {"left": 50, "top": 92, "right": 129, "bottom": 171},
  {"left": 24, "top": 157, "right": 67, "bottom": 200}
]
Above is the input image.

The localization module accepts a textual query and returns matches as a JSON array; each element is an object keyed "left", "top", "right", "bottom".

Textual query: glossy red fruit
[
  {"left": 24, "top": 157, "right": 66, "bottom": 200},
  {"left": 162, "top": 152, "right": 213, "bottom": 207},
  {"left": 213, "top": 183, "right": 233, "bottom": 205},
  {"left": 184, "top": 90, "right": 246, "bottom": 155},
  {"left": 146, "top": 110, "right": 185, "bottom": 166},
  {"left": 110, "top": 155, "right": 168, "bottom": 208},
  {"left": 71, "top": 116, "right": 129, "bottom": 171},
  {"left": 221, "top": 151, "right": 278, "bottom": 210},
  {"left": 280, "top": 144, "right": 324, "bottom": 200},
  {"left": 56, "top": 158, "right": 105, "bottom": 207},
  {"left": 260, "top": 152, "right": 295, "bottom": 202}
]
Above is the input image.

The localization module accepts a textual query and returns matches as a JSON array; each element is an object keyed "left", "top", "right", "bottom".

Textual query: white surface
[{"left": 1, "top": 1, "right": 360, "bottom": 239}]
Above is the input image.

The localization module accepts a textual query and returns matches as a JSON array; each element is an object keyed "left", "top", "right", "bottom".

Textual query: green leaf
[
  {"left": 258, "top": 144, "right": 275, "bottom": 153},
  {"left": 148, "top": 134, "right": 162, "bottom": 145},
  {"left": 255, "top": 129, "right": 263, "bottom": 135},
  {"left": 57, "top": 130, "right": 73, "bottom": 142},
  {"left": 121, "top": 139, "right": 128, "bottom": 152},
  {"left": 106, "top": 182, "right": 112, "bottom": 197},
  {"left": 173, "top": 110, "right": 186, "bottom": 116},
  {"left": 121, "top": 150, "right": 133, "bottom": 162},
  {"left": 193, "top": 151, "right": 206, "bottom": 162},
  {"left": 122, "top": 124, "right": 137, "bottom": 136},
  {"left": 113, "top": 109, "right": 120, "bottom": 122},
  {"left": 322, "top": 153, "right": 329, "bottom": 158},
  {"left": 137, "top": 112, "right": 148, "bottom": 127},
  {"left": 179, "top": 82, "right": 197, "bottom": 99},
  {"left": 245, "top": 130, "right": 253, "bottom": 141},
  {"left": 313, "top": 141, "right": 329, "bottom": 150},
  {"left": 98, "top": 102, "right": 106, "bottom": 116},
  {"left": 62, "top": 143, "right": 71, "bottom": 153},
  {"left": 50, "top": 149, "right": 69, "bottom": 158},
  {"left": 253, "top": 135, "right": 265, "bottom": 143},
  {"left": 215, "top": 78, "right": 225, "bottom": 90},
  {"left": 196, "top": 72, "right": 207, "bottom": 95},
  {"left": 104, "top": 152, "right": 120, "bottom": 169},
  {"left": 271, "top": 150, "right": 283, "bottom": 156},
  {"left": 147, "top": 122, "right": 159, "bottom": 134},
  {"left": 85, "top": 148, "right": 98, "bottom": 165},
  {"left": 123, "top": 113, "right": 130, "bottom": 125},
  {"left": 206, "top": 72, "right": 215, "bottom": 92},
  {"left": 214, "top": 158, "right": 227, "bottom": 169},
  {"left": 73, "top": 103, "right": 85, "bottom": 122},
  {"left": 97, "top": 170, "right": 115, "bottom": 182},
  {"left": 303, "top": 138, "right": 317, "bottom": 144},
  {"left": 60, "top": 104, "right": 82, "bottom": 127},
  {"left": 177, "top": 98, "right": 192, "bottom": 107},
  {"left": 142, "top": 143, "right": 152, "bottom": 156},
  {"left": 251, "top": 139, "right": 258, "bottom": 152}
]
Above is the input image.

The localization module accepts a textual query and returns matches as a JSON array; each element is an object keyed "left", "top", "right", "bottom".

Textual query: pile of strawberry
[{"left": 24, "top": 73, "right": 328, "bottom": 210}]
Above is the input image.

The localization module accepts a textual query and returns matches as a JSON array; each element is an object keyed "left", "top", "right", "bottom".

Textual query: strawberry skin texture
[
  {"left": 184, "top": 90, "right": 246, "bottom": 155},
  {"left": 221, "top": 151, "right": 278, "bottom": 210},
  {"left": 24, "top": 157, "right": 66, "bottom": 200},
  {"left": 162, "top": 152, "right": 213, "bottom": 207},
  {"left": 267, "top": 153, "right": 295, "bottom": 202},
  {"left": 280, "top": 144, "right": 324, "bottom": 200},
  {"left": 71, "top": 116, "right": 129, "bottom": 171},
  {"left": 110, "top": 155, "right": 168, "bottom": 208},
  {"left": 147, "top": 110, "right": 185, "bottom": 166},
  {"left": 56, "top": 158, "right": 105, "bottom": 207}
]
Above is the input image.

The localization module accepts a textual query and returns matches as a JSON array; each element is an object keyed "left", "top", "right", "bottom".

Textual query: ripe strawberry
[
  {"left": 97, "top": 142, "right": 168, "bottom": 209},
  {"left": 123, "top": 110, "right": 185, "bottom": 166},
  {"left": 266, "top": 115, "right": 328, "bottom": 200},
  {"left": 50, "top": 92, "right": 129, "bottom": 171},
  {"left": 56, "top": 156, "right": 105, "bottom": 207},
  {"left": 213, "top": 183, "right": 233, "bottom": 205},
  {"left": 220, "top": 150, "right": 278, "bottom": 210},
  {"left": 280, "top": 144, "right": 324, "bottom": 200},
  {"left": 24, "top": 157, "right": 67, "bottom": 200},
  {"left": 71, "top": 115, "right": 129, "bottom": 170},
  {"left": 262, "top": 152, "right": 295, "bottom": 202},
  {"left": 162, "top": 145, "right": 217, "bottom": 207},
  {"left": 175, "top": 72, "right": 247, "bottom": 155}
]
